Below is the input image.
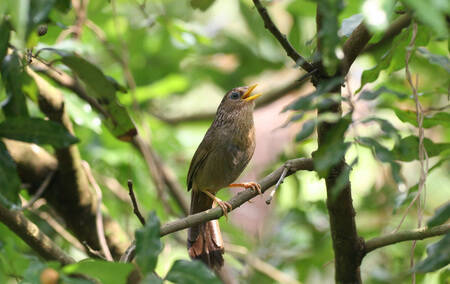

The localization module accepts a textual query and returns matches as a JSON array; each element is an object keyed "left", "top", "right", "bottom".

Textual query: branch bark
[
  {"left": 364, "top": 224, "right": 450, "bottom": 255},
  {"left": 252, "top": 0, "right": 315, "bottom": 73},
  {"left": 0, "top": 203, "right": 75, "bottom": 265}
]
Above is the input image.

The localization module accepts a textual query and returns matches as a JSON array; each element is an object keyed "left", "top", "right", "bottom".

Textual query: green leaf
[
  {"left": 0, "top": 117, "right": 79, "bottom": 148},
  {"left": 0, "top": 141, "right": 21, "bottom": 209},
  {"left": 141, "top": 273, "right": 163, "bottom": 284},
  {"left": 402, "top": 0, "right": 448, "bottom": 37},
  {"left": 330, "top": 157, "right": 358, "bottom": 200},
  {"left": 1, "top": 52, "right": 29, "bottom": 117},
  {"left": 135, "top": 212, "right": 162, "bottom": 274},
  {"left": 359, "top": 86, "right": 408, "bottom": 101},
  {"left": 394, "top": 109, "right": 450, "bottom": 128},
  {"left": 413, "top": 233, "right": 450, "bottom": 273},
  {"left": 295, "top": 119, "right": 316, "bottom": 142},
  {"left": 165, "top": 260, "right": 221, "bottom": 284},
  {"left": 190, "top": 0, "right": 215, "bottom": 11},
  {"left": 427, "top": 203, "right": 450, "bottom": 228},
  {"left": 40, "top": 48, "right": 137, "bottom": 141},
  {"left": 54, "top": 0, "right": 71, "bottom": 13},
  {"left": 26, "top": 0, "right": 56, "bottom": 40},
  {"left": 62, "top": 259, "right": 134, "bottom": 284},
  {"left": 285, "top": 77, "right": 343, "bottom": 111},
  {"left": 362, "top": 117, "right": 400, "bottom": 141},
  {"left": 417, "top": 47, "right": 450, "bottom": 73},
  {"left": 316, "top": 0, "right": 343, "bottom": 75},
  {"left": 392, "top": 135, "right": 450, "bottom": 162},
  {"left": 0, "top": 16, "right": 10, "bottom": 63},
  {"left": 313, "top": 114, "right": 352, "bottom": 178}
]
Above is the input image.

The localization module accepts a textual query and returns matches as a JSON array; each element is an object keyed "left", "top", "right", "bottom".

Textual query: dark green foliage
[
  {"left": 413, "top": 234, "right": 450, "bottom": 273},
  {"left": 135, "top": 212, "right": 163, "bottom": 275},
  {"left": 0, "top": 141, "right": 21, "bottom": 209},
  {"left": 165, "top": 260, "right": 221, "bottom": 284}
]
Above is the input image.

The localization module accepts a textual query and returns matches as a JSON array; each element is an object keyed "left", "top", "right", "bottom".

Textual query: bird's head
[{"left": 217, "top": 84, "right": 261, "bottom": 115}]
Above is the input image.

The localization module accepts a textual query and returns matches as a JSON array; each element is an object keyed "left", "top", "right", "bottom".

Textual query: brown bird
[{"left": 187, "top": 84, "right": 262, "bottom": 269}]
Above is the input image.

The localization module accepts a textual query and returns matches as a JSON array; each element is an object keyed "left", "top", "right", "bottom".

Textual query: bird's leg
[
  {"left": 200, "top": 189, "right": 232, "bottom": 219},
  {"left": 228, "top": 182, "right": 262, "bottom": 195}
]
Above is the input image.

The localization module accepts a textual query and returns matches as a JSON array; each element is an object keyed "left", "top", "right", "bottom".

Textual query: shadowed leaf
[
  {"left": 135, "top": 212, "right": 162, "bottom": 274},
  {"left": 427, "top": 203, "right": 450, "bottom": 228},
  {"left": 0, "top": 141, "right": 21, "bottom": 209},
  {"left": 0, "top": 117, "right": 79, "bottom": 147},
  {"left": 412, "top": 233, "right": 450, "bottom": 273},
  {"left": 63, "top": 259, "right": 134, "bottom": 284},
  {"left": 165, "top": 260, "right": 221, "bottom": 284}
]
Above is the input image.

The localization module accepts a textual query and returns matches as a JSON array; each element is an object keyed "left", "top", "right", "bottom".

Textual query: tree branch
[
  {"left": 159, "top": 158, "right": 314, "bottom": 236},
  {"left": 364, "top": 224, "right": 450, "bottom": 255},
  {"left": 252, "top": 0, "right": 315, "bottom": 73},
  {"left": 152, "top": 77, "right": 309, "bottom": 125},
  {"left": 0, "top": 203, "right": 75, "bottom": 265}
]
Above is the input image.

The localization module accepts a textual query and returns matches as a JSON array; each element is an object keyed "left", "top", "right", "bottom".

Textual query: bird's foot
[
  {"left": 229, "top": 182, "right": 262, "bottom": 195},
  {"left": 213, "top": 198, "right": 233, "bottom": 219}
]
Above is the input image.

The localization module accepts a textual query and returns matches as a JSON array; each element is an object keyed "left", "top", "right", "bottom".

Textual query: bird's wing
[{"left": 186, "top": 130, "right": 214, "bottom": 191}]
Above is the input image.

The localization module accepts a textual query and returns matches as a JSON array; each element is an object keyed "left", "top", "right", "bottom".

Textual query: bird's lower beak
[{"left": 242, "top": 84, "right": 262, "bottom": 102}]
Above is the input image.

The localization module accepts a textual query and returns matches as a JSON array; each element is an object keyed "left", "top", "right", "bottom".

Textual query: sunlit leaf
[
  {"left": 0, "top": 141, "right": 21, "bottom": 209},
  {"left": 359, "top": 86, "right": 408, "bottom": 101},
  {"left": 412, "top": 233, "right": 450, "bottom": 273},
  {"left": 402, "top": 0, "right": 448, "bottom": 37},
  {"left": 417, "top": 47, "right": 450, "bottom": 73},
  {"left": 165, "top": 260, "right": 221, "bottom": 284},
  {"left": 39, "top": 48, "right": 137, "bottom": 141},
  {"left": 392, "top": 135, "right": 450, "bottom": 162},
  {"left": 394, "top": 108, "right": 450, "bottom": 128},
  {"left": 135, "top": 212, "right": 162, "bottom": 274},
  {"left": 427, "top": 203, "right": 450, "bottom": 228},
  {"left": 0, "top": 117, "right": 79, "bottom": 147},
  {"left": 63, "top": 259, "right": 134, "bottom": 284}
]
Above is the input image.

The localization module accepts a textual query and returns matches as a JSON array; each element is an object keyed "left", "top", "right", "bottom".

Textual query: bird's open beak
[{"left": 242, "top": 84, "right": 262, "bottom": 102}]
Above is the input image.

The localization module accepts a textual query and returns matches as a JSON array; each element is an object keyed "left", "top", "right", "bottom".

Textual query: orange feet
[
  {"left": 229, "top": 182, "right": 262, "bottom": 195},
  {"left": 201, "top": 190, "right": 233, "bottom": 219}
]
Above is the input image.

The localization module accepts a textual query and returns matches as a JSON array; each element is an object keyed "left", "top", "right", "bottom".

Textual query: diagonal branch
[
  {"left": 159, "top": 158, "right": 314, "bottom": 236},
  {"left": 252, "top": 0, "right": 315, "bottom": 73},
  {"left": 0, "top": 203, "right": 75, "bottom": 265},
  {"left": 364, "top": 224, "right": 450, "bottom": 254}
]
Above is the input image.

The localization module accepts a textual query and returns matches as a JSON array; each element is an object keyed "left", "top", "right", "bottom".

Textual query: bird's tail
[{"left": 187, "top": 189, "right": 224, "bottom": 269}]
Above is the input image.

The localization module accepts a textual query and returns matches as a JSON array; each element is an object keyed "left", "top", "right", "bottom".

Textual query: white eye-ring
[{"left": 230, "top": 91, "right": 240, "bottom": 100}]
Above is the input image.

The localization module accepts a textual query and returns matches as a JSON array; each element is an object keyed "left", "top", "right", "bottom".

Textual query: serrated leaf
[
  {"left": 0, "top": 141, "right": 21, "bottom": 209},
  {"left": 62, "top": 259, "right": 134, "bottom": 284},
  {"left": 296, "top": 119, "right": 316, "bottom": 142},
  {"left": 412, "top": 233, "right": 450, "bottom": 273},
  {"left": 40, "top": 48, "right": 137, "bottom": 141},
  {"left": 359, "top": 86, "right": 408, "bottom": 101},
  {"left": 392, "top": 135, "right": 450, "bottom": 162},
  {"left": 165, "top": 260, "right": 221, "bottom": 284},
  {"left": 394, "top": 109, "right": 450, "bottom": 128},
  {"left": 135, "top": 212, "right": 162, "bottom": 274},
  {"left": 0, "top": 117, "right": 79, "bottom": 148},
  {"left": 427, "top": 203, "right": 450, "bottom": 228},
  {"left": 1, "top": 52, "right": 29, "bottom": 117}
]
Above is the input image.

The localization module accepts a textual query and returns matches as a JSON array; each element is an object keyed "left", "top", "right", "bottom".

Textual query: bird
[{"left": 187, "top": 84, "right": 262, "bottom": 269}]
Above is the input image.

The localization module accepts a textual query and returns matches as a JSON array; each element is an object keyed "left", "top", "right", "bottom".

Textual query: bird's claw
[
  {"left": 214, "top": 198, "right": 232, "bottom": 220},
  {"left": 229, "top": 182, "right": 262, "bottom": 195}
]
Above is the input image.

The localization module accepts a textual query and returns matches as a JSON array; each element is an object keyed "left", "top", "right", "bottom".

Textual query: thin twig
[
  {"left": 17, "top": 171, "right": 55, "bottom": 211},
  {"left": 364, "top": 223, "right": 450, "bottom": 254},
  {"left": 266, "top": 166, "right": 289, "bottom": 204},
  {"left": 226, "top": 243, "right": 302, "bottom": 284},
  {"left": 252, "top": 0, "right": 315, "bottom": 73},
  {"left": 82, "top": 161, "right": 114, "bottom": 261},
  {"left": 127, "top": 180, "right": 146, "bottom": 226},
  {"left": 83, "top": 241, "right": 106, "bottom": 260}
]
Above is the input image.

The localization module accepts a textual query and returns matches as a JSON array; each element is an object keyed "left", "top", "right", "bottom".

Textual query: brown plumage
[{"left": 187, "top": 85, "right": 262, "bottom": 269}]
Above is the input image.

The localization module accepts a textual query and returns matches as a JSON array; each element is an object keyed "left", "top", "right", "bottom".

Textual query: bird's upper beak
[{"left": 242, "top": 84, "right": 262, "bottom": 102}]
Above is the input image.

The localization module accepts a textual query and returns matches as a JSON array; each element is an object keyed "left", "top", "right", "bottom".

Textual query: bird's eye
[{"left": 230, "top": 91, "right": 240, "bottom": 100}]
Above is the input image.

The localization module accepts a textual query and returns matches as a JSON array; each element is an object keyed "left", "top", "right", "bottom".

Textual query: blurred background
[{"left": 0, "top": 0, "right": 449, "bottom": 283}]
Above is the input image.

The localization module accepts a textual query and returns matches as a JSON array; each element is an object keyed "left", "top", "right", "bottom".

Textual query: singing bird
[{"left": 187, "top": 85, "right": 262, "bottom": 269}]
